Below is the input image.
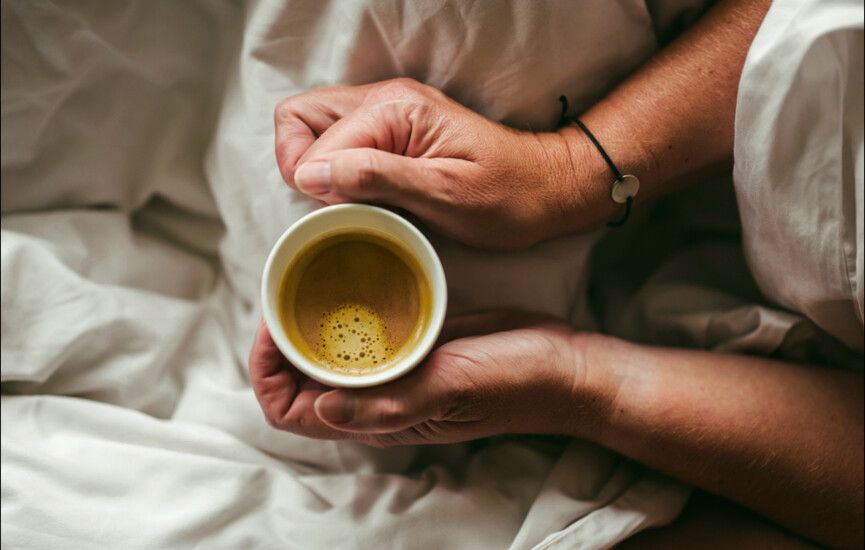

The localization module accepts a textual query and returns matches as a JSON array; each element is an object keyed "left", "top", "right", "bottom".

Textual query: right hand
[
  {"left": 274, "top": 78, "right": 599, "bottom": 250},
  {"left": 248, "top": 312, "right": 604, "bottom": 447}
]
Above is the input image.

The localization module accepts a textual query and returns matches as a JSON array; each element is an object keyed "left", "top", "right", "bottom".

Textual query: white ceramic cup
[{"left": 261, "top": 204, "right": 447, "bottom": 388}]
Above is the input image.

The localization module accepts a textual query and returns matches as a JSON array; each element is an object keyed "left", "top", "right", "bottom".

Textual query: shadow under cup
[{"left": 261, "top": 205, "right": 447, "bottom": 388}]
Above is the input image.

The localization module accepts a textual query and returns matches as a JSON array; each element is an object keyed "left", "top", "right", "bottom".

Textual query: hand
[
  {"left": 274, "top": 78, "right": 595, "bottom": 249},
  {"left": 248, "top": 312, "right": 598, "bottom": 447}
]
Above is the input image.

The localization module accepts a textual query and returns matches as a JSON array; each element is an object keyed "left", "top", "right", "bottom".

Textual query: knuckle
[
  {"left": 372, "top": 77, "right": 423, "bottom": 100},
  {"left": 285, "top": 411, "right": 305, "bottom": 430},
  {"left": 387, "top": 76, "right": 420, "bottom": 90},
  {"left": 347, "top": 152, "right": 377, "bottom": 191},
  {"left": 403, "top": 100, "right": 436, "bottom": 128},
  {"left": 375, "top": 397, "right": 408, "bottom": 427},
  {"left": 391, "top": 76, "right": 420, "bottom": 87},
  {"left": 264, "top": 406, "right": 300, "bottom": 432},
  {"left": 274, "top": 98, "right": 296, "bottom": 123}
]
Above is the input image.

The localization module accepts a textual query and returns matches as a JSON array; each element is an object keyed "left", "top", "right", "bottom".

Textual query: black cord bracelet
[{"left": 558, "top": 95, "right": 639, "bottom": 227}]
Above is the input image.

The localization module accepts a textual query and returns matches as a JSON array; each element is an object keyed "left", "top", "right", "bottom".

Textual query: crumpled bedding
[
  {"left": 734, "top": 0, "right": 864, "bottom": 354},
  {"left": 591, "top": 0, "right": 864, "bottom": 373},
  {"left": 5, "top": 0, "right": 845, "bottom": 548}
]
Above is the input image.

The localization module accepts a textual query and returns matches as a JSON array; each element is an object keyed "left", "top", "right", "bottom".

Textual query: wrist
[
  {"left": 560, "top": 332, "right": 630, "bottom": 442},
  {"left": 533, "top": 129, "right": 624, "bottom": 236}
]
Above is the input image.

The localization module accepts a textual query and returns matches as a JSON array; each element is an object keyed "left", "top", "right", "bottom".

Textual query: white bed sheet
[{"left": 0, "top": 1, "right": 712, "bottom": 548}]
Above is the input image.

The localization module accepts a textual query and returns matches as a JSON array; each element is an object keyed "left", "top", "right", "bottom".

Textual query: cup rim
[{"left": 260, "top": 204, "right": 447, "bottom": 388}]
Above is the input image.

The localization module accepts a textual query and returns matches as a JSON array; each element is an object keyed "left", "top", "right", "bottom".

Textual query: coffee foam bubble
[
  {"left": 316, "top": 303, "right": 396, "bottom": 372},
  {"left": 281, "top": 231, "right": 430, "bottom": 376}
]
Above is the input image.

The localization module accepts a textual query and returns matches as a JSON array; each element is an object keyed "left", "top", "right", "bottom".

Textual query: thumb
[
  {"left": 313, "top": 370, "right": 449, "bottom": 433},
  {"left": 294, "top": 147, "right": 443, "bottom": 208}
]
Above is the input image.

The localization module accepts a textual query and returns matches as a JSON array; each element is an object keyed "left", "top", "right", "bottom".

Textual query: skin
[
  {"left": 260, "top": 0, "right": 864, "bottom": 547},
  {"left": 275, "top": 77, "right": 560, "bottom": 249},
  {"left": 251, "top": 315, "right": 863, "bottom": 548}
]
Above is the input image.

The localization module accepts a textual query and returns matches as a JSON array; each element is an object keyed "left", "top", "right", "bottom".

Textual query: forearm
[
  {"left": 548, "top": 0, "right": 770, "bottom": 231},
  {"left": 571, "top": 334, "right": 864, "bottom": 548}
]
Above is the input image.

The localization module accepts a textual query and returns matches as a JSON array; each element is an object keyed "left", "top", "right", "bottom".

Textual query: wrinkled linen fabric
[
  {"left": 734, "top": 0, "right": 864, "bottom": 354},
  {"left": 0, "top": 1, "right": 721, "bottom": 548},
  {"left": 591, "top": 0, "right": 863, "bottom": 376}
]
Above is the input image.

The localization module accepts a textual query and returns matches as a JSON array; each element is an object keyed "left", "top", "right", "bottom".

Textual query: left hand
[
  {"left": 248, "top": 312, "right": 590, "bottom": 447},
  {"left": 273, "top": 78, "right": 601, "bottom": 249}
]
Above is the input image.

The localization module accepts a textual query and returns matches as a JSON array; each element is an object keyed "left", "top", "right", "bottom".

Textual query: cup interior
[{"left": 261, "top": 204, "right": 447, "bottom": 388}]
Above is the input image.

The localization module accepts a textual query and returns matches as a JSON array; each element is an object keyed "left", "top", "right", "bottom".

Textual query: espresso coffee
[{"left": 278, "top": 229, "right": 432, "bottom": 375}]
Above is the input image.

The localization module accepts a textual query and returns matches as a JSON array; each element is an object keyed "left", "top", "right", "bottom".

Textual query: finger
[
  {"left": 296, "top": 100, "right": 407, "bottom": 165},
  {"left": 269, "top": 377, "right": 377, "bottom": 442},
  {"left": 313, "top": 366, "right": 449, "bottom": 434},
  {"left": 438, "top": 310, "right": 565, "bottom": 344},
  {"left": 273, "top": 378, "right": 414, "bottom": 446},
  {"left": 273, "top": 378, "right": 348, "bottom": 438},
  {"left": 294, "top": 147, "right": 477, "bottom": 224},
  {"left": 248, "top": 320, "right": 299, "bottom": 423},
  {"left": 292, "top": 97, "right": 434, "bottom": 198},
  {"left": 274, "top": 86, "right": 372, "bottom": 188}
]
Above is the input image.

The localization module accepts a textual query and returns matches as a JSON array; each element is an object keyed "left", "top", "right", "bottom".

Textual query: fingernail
[
  {"left": 294, "top": 161, "right": 331, "bottom": 196},
  {"left": 315, "top": 391, "right": 355, "bottom": 424}
]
